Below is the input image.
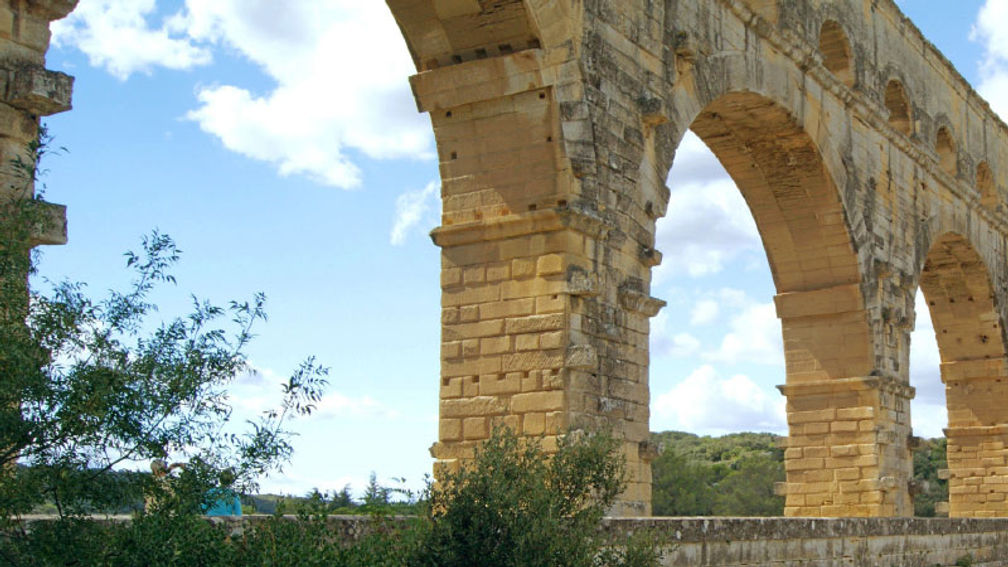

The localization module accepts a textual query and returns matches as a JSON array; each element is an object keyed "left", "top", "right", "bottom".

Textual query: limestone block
[{"left": 3, "top": 64, "right": 72, "bottom": 115}]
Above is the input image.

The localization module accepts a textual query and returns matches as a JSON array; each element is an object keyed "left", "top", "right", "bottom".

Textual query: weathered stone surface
[{"left": 388, "top": 0, "right": 1008, "bottom": 518}]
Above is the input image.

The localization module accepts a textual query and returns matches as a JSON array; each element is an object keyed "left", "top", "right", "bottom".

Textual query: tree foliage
[
  {"left": 650, "top": 431, "right": 784, "bottom": 517},
  {"left": 912, "top": 437, "right": 948, "bottom": 517},
  {"left": 0, "top": 128, "right": 329, "bottom": 529}
]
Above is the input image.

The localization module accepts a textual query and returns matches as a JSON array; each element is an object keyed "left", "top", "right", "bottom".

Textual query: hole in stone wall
[
  {"left": 885, "top": 80, "right": 912, "bottom": 135},
  {"left": 819, "top": 20, "right": 855, "bottom": 87},
  {"left": 935, "top": 127, "right": 956, "bottom": 176}
]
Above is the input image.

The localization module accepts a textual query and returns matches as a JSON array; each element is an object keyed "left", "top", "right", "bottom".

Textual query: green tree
[
  {"left": 0, "top": 130, "right": 329, "bottom": 528},
  {"left": 913, "top": 437, "right": 948, "bottom": 517},
  {"left": 650, "top": 431, "right": 785, "bottom": 516},
  {"left": 411, "top": 427, "right": 657, "bottom": 567}
]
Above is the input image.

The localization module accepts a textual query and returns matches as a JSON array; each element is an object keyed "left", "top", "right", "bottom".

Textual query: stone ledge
[
  {"left": 2, "top": 64, "right": 73, "bottom": 116},
  {"left": 430, "top": 205, "right": 610, "bottom": 247}
]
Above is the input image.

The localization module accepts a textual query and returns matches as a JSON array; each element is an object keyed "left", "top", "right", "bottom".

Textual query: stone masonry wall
[
  {"left": 0, "top": 0, "right": 75, "bottom": 245},
  {"left": 387, "top": 0, "right": 1008, "bottom": 518},
  {"left": 223, "top": 516, "right": 1008, "bottom": 567}
]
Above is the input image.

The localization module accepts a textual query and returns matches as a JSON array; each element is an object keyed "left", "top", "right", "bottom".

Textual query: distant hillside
[{"left": 650, "top": 431, "right": 948, "bottom": 517}]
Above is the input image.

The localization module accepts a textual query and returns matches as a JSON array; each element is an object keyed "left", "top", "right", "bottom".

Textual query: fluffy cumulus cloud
[
  {"left": 705, "top": 300, "right": 784, "bottom": 367},
  {"left": 390, "top": 181, "right": 440, "bottom": 245},
  {"left": 973, "top": 0, "right": 1008, "bottom": 120},
  {"left": 51, "top": 0, "right": 211, "bottom": 78},
  {"left": 652, "top": 365, "right": 786, "bottom": 435},
  {"left": 653, "top": 132, "right": 762, "bottom": 282},
  {"left": 53, "top": 0, "right": 433, "bottom": 188}
]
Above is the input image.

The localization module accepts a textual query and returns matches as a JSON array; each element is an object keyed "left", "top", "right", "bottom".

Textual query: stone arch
[
  {"left": 935, "top": 126, "right": 957, "bottom": 177},
  {"left": 885, "top": 79, "right": 913, "bottom": 136},
  {"left": 918, "top": 232, "right": 1008, "bottom": 517},
  {"left": 920, "top": 232, "right": 1005, "bottom": 365},
  {"left": 658, "top": 89, "right": 891, "bottom": 516},
  {"left": 977, "top": 161, "right": 998, "bottom": 208},
  {"left": 387, "top": 0, "right": 543, "bottom": 71},
  {"left": 819, "top": 20, "right": 854, "bottom": 88}
]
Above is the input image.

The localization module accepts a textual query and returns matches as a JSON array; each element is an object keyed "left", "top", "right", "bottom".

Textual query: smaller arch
[
  {"left": 935, "top": 126, "right": 957, "bottom": 177},
  {"left": 819, "top": 20, "right": 854, "bottom": 87},
  {"left": 977, "top": 161, "right": 999, "bottom": 208},
  {"left": 885, "top": 80, "right": 912, "bottom": 136},
  {"left": 920, "top": 233, "right": 1005, "bottom": 364}
]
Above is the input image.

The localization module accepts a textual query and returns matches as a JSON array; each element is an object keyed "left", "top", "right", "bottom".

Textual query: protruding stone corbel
[
  {"left": 565, "top": 345, "right": 598, "bottom": 370},
  {"left": 27, "top": 200, "right": 66, "bottom": 246},
  {"left": 566, "top": 268, "right": 600, "bottom": 297},
  {"left": 638, "top": 440, "right": 660, "bottom": 463},
  {"left": 27, "top": 0, "right": 78, "bottom": 21},
  {"left": 618, "top": 287, "right": 666, "bottom": 317},
  {"left": 637, "top": 96, "right": 668, "bottom": 127},
  {"left": 3, "top": 64, "right": 73, "bottom": 116},
  {"left": 639, "top": 246, "right": 662, "bottom": 267},
  {"left": 879, "top": 476, "right": 899, "bottom": 491}
]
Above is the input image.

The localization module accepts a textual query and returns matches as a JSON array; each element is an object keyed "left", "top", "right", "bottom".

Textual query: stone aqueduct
[
  {"left": 384, "top": 0, "right": 1008, "bottom": 518},
  {"left": 8, "top": 0, "right": 1008, "bottom": 521}
]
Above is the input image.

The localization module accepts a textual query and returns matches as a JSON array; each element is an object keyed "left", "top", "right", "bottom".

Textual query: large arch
[
  {"left": 656, "top": 89, "right": 901, "bottom": 517},
  {"left": 918, "top": 232, "right": 1008, "bottom": 517}
]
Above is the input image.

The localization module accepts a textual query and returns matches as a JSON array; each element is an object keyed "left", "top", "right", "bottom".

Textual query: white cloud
[
  {"left": 54, "top": 0, "right": 434, "bottom": 188},
  {"left": 973, "top": 0, "right": 1008, "bottom": 120},
  {"left": 313, "top": 392, "right": 400, "bottom": 421},
  {"left": 654, "top": 131, "right": 761, "bottom": 282},
  {"left": 652, "top": 365, "right": 786, "bottom": 435},
  {"left": 52, "top": 0, "right": 211, "bottom": 79},
  {"left": 706, "top": 301, "right": 784, "bottom": 366},
  {"left": 390, "top": 181, "right": 439, "bottom": 245},
  {"left": 689, "top": 299, "right": 720, "bottom": 326},
  {"left": 650, "top": 310, "right": 702, "bottom": 357}
]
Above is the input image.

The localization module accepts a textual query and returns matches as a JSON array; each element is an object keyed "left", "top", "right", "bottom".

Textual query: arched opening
[
  {"left": 908, "top": 289, "right": 947, "bottom": 517},
  {"left": 977, "top": 161, "right": 998, "bottom": 208},
  {"left": 918, "top": 232, "right": 1008, "bottom": 517},
  {"left": 650, "top": 91, "right": 883, "bottom": 517},
  {"left": 885, "top": 80, "right": 913, "bottom": 136},
  {"left": 935, "top": 127, "right": 957, "bottom": 177},
  {"left": 819, "top": 20, "right": 854, "bottom": 87}
]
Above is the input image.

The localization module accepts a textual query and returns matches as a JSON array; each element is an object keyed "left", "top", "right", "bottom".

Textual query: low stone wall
[
  {"left": 27, "top": 515, "right": 1008, "bottom": 565},
  {"left": 601, "top": 517, "right": 1008, "bottom": 567}
]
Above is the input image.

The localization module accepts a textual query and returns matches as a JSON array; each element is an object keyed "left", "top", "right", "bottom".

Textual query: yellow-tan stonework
[
  {"left": 19, "top": 0, "right": 1008, "bottom": 520},
  {"left": 0, "top": 0, "right": 74, "bottom": 245},
  {"left": 386, "top": 0, "right": 1008, "bottom": 518}
]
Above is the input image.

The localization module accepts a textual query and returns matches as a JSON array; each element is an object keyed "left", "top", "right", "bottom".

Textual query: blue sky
[{"left": 34, "top": 1, "right": 1008, "bottom": 496}]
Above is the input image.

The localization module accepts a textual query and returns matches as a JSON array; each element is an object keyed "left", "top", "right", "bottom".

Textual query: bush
[{"left": 410, "top": 427, "right": 658, "bottom": 567}]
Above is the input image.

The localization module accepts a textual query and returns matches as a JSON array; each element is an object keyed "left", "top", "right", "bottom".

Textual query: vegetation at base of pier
[
  {"left": 650, "top": 431, "right": 948, "bottom": 518},
  {"left": 1, "top": 428, "right": 660, "bottom": 567}
]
